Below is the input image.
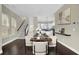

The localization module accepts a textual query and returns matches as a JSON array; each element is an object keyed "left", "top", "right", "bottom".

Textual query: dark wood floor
[{"left": 2, "top": 39, "right": 58, "bottom": 55}]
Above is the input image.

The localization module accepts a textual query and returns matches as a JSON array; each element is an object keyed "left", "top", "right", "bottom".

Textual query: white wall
[
  {"left": 28, "top": 17, "right": 35, "bottom": 34},
  {"left": 1, "top": 5, "right": 23, "bottom": 46},
  {"left": 28, "top": 16, "right": 55, "bottom": 32},
  {"left": 55, "top": 4, "right": 79, "bottom": 54},
  {"left": 0, "top": 5, "right": 3, "bottom": 54},
  {"left": 37, "top": 16, "right": 55, "bottom": 29},
  {"left": 18, "top": 18, "right": 28, "bottom": 39},
  {"left": 38, "top": 16, "right": 54, "bottom": 21},
  {"left": 55, "top": 22, "right": 79, "bottom": 54}
]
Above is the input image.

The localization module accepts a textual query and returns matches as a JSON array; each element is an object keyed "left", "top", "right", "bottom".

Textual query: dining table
[{"left": 30, "top": 33, "right": 52, "bottom": 42}]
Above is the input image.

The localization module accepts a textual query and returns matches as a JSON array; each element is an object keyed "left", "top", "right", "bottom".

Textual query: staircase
[{"left": 17, "top": 20, "right": 28, "bottom": 39}]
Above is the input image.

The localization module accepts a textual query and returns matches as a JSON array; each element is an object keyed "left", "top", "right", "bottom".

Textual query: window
[
  {"left": 37, "top": 17, "right": 55, "bottom": 31},
  {"left": 2, "top": 13, "right": 9, "bottom": 27},
  {"left": 38, "top": 22, "right": 54, "bottom": 31},
  {"left": 2, "top": 13, "right": 9, "bottom": 36}
]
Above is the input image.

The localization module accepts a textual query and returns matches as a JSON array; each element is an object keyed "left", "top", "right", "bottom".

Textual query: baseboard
[
  {"left": 17, "top": 37, "right": 25, "bottom": 39},
  {"left": 57, "top": 40, "right": 79, "bottom": 55},
  {"left": 2, "top": 37, "right": 18, "bottom": 46}
]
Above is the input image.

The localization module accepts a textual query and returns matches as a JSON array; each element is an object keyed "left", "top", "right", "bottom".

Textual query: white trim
[
  {"left": 0, "top": 49, "right": 3, "bottom": 54},
  {"left": 2, "top": 37, "right": 18, "bottom": 46},
  {"left": 49, "top": 45, "right": 56, "bottom": 47},
  {"left": 25, "top": 44, "right": 32, "bottom": 46},
  {"left": 58, "top": 40, "right": 79, "bottom": 54},
  {"left": 2, "top": 36, "right": 25, "bottom": 46},
  {"left": 17, "top": 37, "right": 25, "bottom": 39}
]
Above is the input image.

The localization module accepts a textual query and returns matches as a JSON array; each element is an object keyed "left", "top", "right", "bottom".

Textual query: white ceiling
[{"left": 5, "top": 4, "right": 63, "bottom": 17}]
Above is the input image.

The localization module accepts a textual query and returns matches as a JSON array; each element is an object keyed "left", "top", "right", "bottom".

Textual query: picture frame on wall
[{"left": 58, "top": 8, "right": 71, "bottom": 25}]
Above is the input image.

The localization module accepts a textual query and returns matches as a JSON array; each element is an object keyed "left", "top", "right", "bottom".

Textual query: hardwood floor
[
  {"left": 2, "top": 39, "right": 26, "bottom": 55},
  {"left": 56, "top": 41, "right": 77, "bottom": 55},
  {"left": 2, "top": 39, "right": 57, "bottom": 55}
]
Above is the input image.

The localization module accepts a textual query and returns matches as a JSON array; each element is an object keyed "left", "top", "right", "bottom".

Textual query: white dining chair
[
  {"left": 25, "top": 25, "right": 34, "bottom": 46},
  {"left": 32, "top": 41, "right": 48, "bottom": 55},
  {"left": 49, "top": 36, "right": 57, "bottom": 47},
  {"left": 25, "top": 36, "right": 32, "bottom": 46},
  {"left": 41, "top": 31, "right": 57, "bottom": 47}
]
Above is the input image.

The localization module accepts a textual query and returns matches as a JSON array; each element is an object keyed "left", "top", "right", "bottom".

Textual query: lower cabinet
[{"left": 56, "top": 41, "right": 77, "bottom": 55}]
